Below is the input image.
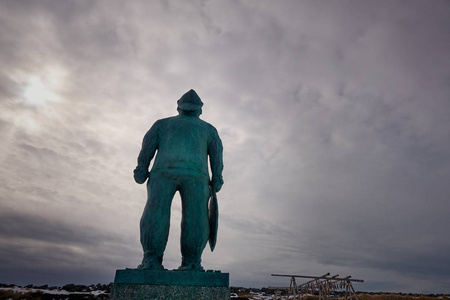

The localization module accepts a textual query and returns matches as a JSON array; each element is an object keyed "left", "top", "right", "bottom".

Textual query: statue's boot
[
  {"left": 137, "top": 253, "right": 165, "bottom": 270},
  {"left": 177, "top": 264, "right": 204, "bottom": 271},
  {"left": 177, "top": 257, "right": 204, "bottom": 272}
]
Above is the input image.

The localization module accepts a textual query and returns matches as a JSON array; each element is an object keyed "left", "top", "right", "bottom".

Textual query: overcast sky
[{"left": 1, "top": 0, "right": 450, "bottom": 294}]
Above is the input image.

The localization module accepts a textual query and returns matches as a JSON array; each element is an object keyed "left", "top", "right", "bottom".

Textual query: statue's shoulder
[
  {"left": 157, "top": 116, "right": 177, "bottom": 123},
  {"left": 198, "top": 118, "right": 218, "bottom": 132},
  {"left": 152, "top": 116, "right": 176, "bottom": 126}
]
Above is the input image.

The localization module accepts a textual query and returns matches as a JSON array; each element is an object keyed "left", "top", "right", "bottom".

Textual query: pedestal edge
[{"left": 114, "top": 269, "right": 229, "bottom": 287}]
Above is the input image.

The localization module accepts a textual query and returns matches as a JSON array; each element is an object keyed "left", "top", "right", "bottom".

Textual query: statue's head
[{"left": 177, "top": 89, "right": 203, "bottom": 116}]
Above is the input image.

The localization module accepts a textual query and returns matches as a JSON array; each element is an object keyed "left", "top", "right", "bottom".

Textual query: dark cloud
[{"left": 0, "top": 207, "right": 138, "bottom": 285}]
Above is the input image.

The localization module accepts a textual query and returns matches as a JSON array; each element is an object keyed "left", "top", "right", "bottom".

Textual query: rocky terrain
[{"left": 1, "top": 283, "right": 449, "bottom": 300}]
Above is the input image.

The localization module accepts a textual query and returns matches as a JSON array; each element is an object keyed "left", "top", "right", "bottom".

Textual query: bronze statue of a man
[{"left": 133, "top": 89, "right": 224, "bottom": 271}]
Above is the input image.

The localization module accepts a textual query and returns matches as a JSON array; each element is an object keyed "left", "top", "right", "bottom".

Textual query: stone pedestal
[{"left": 110, "top": 269, "right": 230, "bottom": 300}]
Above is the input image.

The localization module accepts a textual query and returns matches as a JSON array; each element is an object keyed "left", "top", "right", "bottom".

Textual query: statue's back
[{"left": 152, "top": 114, "right": 212, "bottom": 176}]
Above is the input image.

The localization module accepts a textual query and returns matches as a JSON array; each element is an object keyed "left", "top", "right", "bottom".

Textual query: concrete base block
[
  {"left": 110, "top": 283, "right": 230, "bottom": 300},
  {"left": 110, "top": 269, "right": 230, "bottom": 300}
]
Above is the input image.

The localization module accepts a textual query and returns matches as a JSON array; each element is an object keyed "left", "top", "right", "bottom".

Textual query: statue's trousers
[{"left": 140, "top": 169, "right": 210, "bottom": 266}]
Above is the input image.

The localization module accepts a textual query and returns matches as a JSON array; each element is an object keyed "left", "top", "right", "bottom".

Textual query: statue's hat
[{"left": 177, "top": 89, "right": 203, "bottom": 111}]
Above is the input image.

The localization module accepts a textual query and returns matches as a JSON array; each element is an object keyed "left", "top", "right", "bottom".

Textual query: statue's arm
[
  {"left": 208, "top": 128, "right": 224, "bottom": 192},
  {"left": 134, "top": 123, "right": 159, "bottom": 184}
]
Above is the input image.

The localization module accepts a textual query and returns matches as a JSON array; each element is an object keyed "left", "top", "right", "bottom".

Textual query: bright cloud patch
[{"left": 22, "top": 76, "right": 59, "bottom": 107}]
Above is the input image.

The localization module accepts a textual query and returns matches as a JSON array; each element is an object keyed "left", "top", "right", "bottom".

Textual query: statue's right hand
[
  {"left": 211, "top": 174, "right": 223, "bottom": 193},
  {"left": 134, "top": 167, "right": 149, "bottom": 184}
]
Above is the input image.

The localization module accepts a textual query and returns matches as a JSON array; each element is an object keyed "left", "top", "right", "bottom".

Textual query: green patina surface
[
  {"left": 133, "top": 89, "right": 224, "bottom": 271},
  {"left": 114, "top": 90, "right": 229, "bottom": 299},
  {"left": 114, "top": 269, "right": 229, "bottom": 287}
]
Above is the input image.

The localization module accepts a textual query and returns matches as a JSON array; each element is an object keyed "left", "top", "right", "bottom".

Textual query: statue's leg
[
  {"left": 178, "top": 176, "right": 210, "bottom": 271},
  {"left": 138, "top": 171, "right": 177, "bottom": 270}
]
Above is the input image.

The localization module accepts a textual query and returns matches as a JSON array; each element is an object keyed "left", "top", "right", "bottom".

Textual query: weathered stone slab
[
  {"left": 110, "top": 269, "right": 230, "bottom": 300},
  {"left": 110, "top": 283, "right": 230, "bottom": 300}
]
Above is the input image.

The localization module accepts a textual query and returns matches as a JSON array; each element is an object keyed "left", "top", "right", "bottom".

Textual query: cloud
[
  {"left": 0, "top": 206, "right": 138, "bottom": 285},
  {"left": 1, "top": 0, "right": 450, "bottom": 293}
]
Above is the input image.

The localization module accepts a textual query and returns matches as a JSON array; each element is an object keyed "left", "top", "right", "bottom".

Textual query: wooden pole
[{"left": 271, "top": 274, "right": 364, "bottom": 283}]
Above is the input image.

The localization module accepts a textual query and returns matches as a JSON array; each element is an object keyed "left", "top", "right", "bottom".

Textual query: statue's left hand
[{"left": 134, "top": 167, "right": 149, "bottom": 184}]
